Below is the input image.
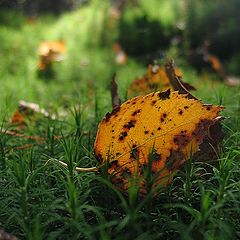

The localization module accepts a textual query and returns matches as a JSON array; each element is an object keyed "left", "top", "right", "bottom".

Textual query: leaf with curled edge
[
  {"left": 94, "top": 90, "right": 224, "bottom": 193},
  {"left": 127, "top": 64, "right": 195, "bottom": 98}
]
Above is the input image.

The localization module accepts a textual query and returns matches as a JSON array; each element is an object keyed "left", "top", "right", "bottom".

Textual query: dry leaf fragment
[
  {"left": 94, "top": 90, "right": 223, "bottom": 192},
  {"left": 128, "top": 64, "right": 195, "bottom": 98},
  {"left": 11, "top": 100, "right": 53, "bottom": 128}
]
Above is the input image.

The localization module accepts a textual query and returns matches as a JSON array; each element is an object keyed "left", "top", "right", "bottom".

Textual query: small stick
[
  {"left": 2, "top": 129, "right": 44, "bottom": 142},
  {"left": 111, "top": 73, "right": 121, "bottom": 109},
  {"left": 50, "top": 158, "right": 99, "bottom": 172},
  {"left": 15, "top": 144, "right": 34, "bottom": 150},
  {"left": 165, "top": 60, "right": 197, "bottom": 100},
  {"left": 1, "top": 129, "right": 88, "bottom": 142}
]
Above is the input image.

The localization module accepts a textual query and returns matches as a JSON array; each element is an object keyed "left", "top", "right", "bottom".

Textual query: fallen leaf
[
  {"left": 128, "top": 64, "right": 195, "bottom": 98},
  {"left": 38, "top": 40, "right": 66, "bottom": 71},
  {"left": 94, "top": 90, "right": 223, "bottom": 193}
]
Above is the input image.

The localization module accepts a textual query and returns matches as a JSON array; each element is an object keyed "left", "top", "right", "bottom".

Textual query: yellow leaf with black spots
[{"left": 94, "top": 90, "right": 223, "bottom": 193}]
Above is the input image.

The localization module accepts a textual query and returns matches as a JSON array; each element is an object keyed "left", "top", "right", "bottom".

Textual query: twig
[
  {"left": 3, "top": 129, "right": 44, "bottom": 142},
  {"left": 1, "top": 129, "right": 89, "bottom": 142},
  {"left": 49, "top": 158, "right": 99, "bottom": 172},
  {"left": 165, "top": 60, "right": 197, "bottom": 100},
  {"left": 111, "top": 73, "right": 121, "bottom": 109},
  {"left": 15, "top": 144, "right": 34, "bottom": 150}
]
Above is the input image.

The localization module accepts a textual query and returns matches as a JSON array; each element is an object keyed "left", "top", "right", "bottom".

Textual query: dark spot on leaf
[
  {"left": 123, "top": 119, "right": 136, "bottom": 130},
  {"left": 132, "top": 109, "right": 141, "bottom": 116},
  {"left": 151, "top": 100, "right": 157, "bottom": 106},
  {"left": 158, "top": 88, "right": 170, "bottom": 100},
  {"left": 184, "top": 106, "right": 189, "bottom": 109},
  {"left": 179, "top": 109, "right": 183, "bottom": 115},
  {"left": 109, "top": 160, "right": 119, "bottom": 168},
  {"left": 105, "top": 112, "right": 111, "bottom": 122},
  {"left": 144, "top": 130, "right": 149, "bottom": 134},
  {"left": 151, "top": 151, "right": 161, "bottom": 161},
  {"left": 111, "top": 106, "right": 121, "bottom": 116},
  {"left": 119, "top": 131, "right": 128, "bottom": 140},
  {"left": 173, "top": 133, "right": 191, "bottom": 147}
]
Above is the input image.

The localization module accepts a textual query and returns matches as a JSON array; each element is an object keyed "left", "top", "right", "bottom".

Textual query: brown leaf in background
[
  {"left": 128, "top": 63, "right": 195, "bottom": 98},
  {"left": 11, "top": 100, "right": 53, "bottom": 129}
]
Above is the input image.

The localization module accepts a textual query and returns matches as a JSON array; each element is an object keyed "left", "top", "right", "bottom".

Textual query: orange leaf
[{"left": 94, "top": 90, "right": 223, "bottom": 193}]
